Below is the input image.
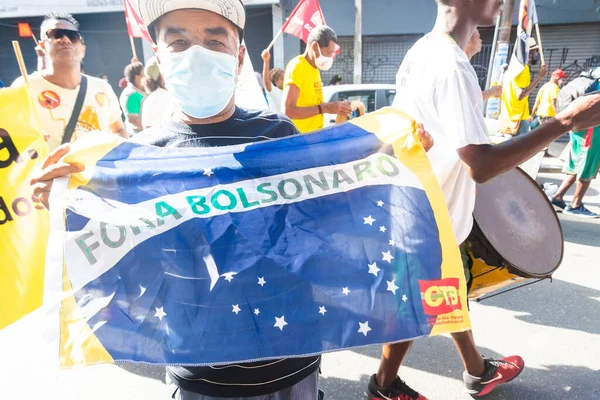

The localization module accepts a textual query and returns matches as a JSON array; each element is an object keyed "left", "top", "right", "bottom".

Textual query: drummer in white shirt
[
  {"left": 261, "top": 49, "right": 284, "bottom": 113},
  {"left": 366, "top": 0, "right": 600, "bottom": 399}
]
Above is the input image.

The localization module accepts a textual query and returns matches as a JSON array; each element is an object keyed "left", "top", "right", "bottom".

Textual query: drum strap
[{"left": 474, "top": 277, "right": 551, "bottom": 303}]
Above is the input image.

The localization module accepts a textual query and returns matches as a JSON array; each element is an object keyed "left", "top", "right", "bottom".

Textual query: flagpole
[
  {"left": 266, "top": 0, "right": 306, "bottom": 52},
  {"left": 485, "top": 15, "right": 501, "bottom": 91},
  {"left": 534, "top": 23, "right": 545, "bottom": 64},
  {"left": 12, "top": 41, "right": 29, "bottom": 86},
  {"left": 129, "top": 36, "right": 138, "bottom": 61},
  {"left": 266, "top": 28, "right": 285, "bottom": 53}
]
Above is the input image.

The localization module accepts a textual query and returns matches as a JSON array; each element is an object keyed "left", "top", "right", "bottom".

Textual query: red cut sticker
[
  {"left": 419, "top": 278, "right": 462, "bottom": 316},
  {"left": 38, "top": 90, "right": 61, "bottom": 109}
]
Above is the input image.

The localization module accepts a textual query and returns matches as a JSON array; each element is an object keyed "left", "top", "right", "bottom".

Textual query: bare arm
[
  {"left": 282, "top": 84, "right": 321, "bottom": 120},
  {"left": 283, "top": 84, "right": 352, "bottom": 120},
  {"left": 127, "top": 114, "right": 143, "bottom": 131},
  {"left": 516, "top": 65, "right": 548, "bottom": 101},
  {"left": 458, "top": 93, "right": 600, "bottom": 183},
  {"left": 110, "top": 120, "right": 130, "bottom": 139},
  {"left": 482, "top": 85, "right": 502, "bottom": 102},
  {"left": 261, "top": 50, "right": 272, "bottom": 92},
  {"left": 530, "top": 97, "right": 541, "bottom": 120}
]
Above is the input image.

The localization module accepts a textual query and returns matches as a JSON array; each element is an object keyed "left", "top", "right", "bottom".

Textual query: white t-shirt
[
  {"left": 12, "top": 72, "right": 122, "bottom": 151},
  {"left": 266, "top": 86, "right": 283, "bottom": 113},
  {"left": 393, "top": 34, "right": 490, "bottom": 244},
  {"left": 142, "top": 88, "right": 174, "bottom": 128}
]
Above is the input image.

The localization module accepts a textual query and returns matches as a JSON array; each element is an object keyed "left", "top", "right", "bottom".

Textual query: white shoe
[{"left": 542, "top": 182, "right": 558, "bottom": 197}]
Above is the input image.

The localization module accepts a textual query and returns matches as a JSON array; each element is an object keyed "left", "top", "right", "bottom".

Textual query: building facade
[
  {"left": 1, "top": 0, "right": 598, "bottom": 91},
  {"left": 312, "top": 0, "right": 600, "bottom": 86},
  {"left": 0, "top": 0, "right": 284, "bottom": 89}
]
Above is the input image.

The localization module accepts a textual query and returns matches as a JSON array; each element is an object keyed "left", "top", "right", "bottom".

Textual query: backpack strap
[{"left": 61, "top": 75, "right": 88, "bottom": 145}]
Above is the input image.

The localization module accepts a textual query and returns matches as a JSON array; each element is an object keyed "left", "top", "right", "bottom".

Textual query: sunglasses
[{"left": 45, "top": 28, "right": 84, "bottom": 44}]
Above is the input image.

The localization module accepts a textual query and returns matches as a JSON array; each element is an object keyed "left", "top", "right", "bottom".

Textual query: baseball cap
[
  {"left": 552, "top": 69, "right": 567, "bottom": 79},
  {"left": 137, "top": 0, "right": 246, "bottom": 32}
]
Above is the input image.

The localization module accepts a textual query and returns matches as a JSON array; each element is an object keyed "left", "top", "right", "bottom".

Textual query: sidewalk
[{"left": 539, "top": 155, "right": 563, "bottom": 173}]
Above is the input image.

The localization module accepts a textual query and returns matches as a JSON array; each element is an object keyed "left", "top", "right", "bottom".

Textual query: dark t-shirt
[{"left": 131, "top": 107, "right": 321, "bottom": 397}]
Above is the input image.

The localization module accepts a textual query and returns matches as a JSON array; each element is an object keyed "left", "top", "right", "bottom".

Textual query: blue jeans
[{"left": 516, "top": 120, "right": 531, "bottom": 136}]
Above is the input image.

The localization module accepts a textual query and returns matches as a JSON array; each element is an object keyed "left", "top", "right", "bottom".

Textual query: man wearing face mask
[
  {"left": 499, "top": 38, "right": 548, "bottom": 137},
  {"left": 30, "top": 1, "right": 322, "bottom": 399},
  {"left": 282, "top": 25, "right": 352, "bottom": 134}
]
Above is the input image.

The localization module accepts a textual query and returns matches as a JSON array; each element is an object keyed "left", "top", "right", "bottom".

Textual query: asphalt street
[{"left": 2, "top": 165, "right": 598, "bottom": 400}]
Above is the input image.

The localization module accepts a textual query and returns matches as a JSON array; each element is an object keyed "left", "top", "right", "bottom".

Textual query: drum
[{"left": 466, "top": 168, "right": 564, "bottom": 300}]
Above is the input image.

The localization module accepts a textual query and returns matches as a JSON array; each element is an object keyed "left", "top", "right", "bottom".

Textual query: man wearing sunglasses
[{"left": 12, "top": 12, "right": 128, "bottom": 151}]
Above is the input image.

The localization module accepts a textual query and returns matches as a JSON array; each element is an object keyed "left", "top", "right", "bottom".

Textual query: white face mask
[
  {"left": 314, "top": 46, "right": 334, "bottom": 71},
  {"left": 159, "top": 45, "right": 238, "bottom": 119}
]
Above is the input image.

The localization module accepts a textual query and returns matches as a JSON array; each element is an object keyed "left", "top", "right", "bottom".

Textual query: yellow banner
[{"left": 0, "top": 86, "right": 49, "bottom": 329}]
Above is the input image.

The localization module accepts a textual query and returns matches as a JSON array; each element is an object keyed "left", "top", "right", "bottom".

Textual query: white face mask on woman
[
  {"left": 159, "top": 45, "right": 238, "bottom": 119},
  {"left": 314, "top": 46, "right": 334, "bottom": 72}
]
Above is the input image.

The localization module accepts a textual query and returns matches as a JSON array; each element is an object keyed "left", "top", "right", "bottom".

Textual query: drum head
[{"left": 473, "top": 168, "right": 564, "bottom": 278}]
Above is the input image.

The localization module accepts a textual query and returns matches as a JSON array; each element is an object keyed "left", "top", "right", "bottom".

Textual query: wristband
[{"left": 318, "top": 104, "right": 323, "bottom": 114}]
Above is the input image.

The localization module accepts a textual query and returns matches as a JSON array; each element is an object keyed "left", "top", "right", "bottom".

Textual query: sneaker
[
  {"left": 564, "top": 204, "right": 599, "bottom": 218},
  {"left": 463, "top": 356, "right": 525, "bottom": 397},
  {"left": 550, "top": 197, "right": 567, "bottom": 210},
  {"left": 366, "top": 375, "right": 428, "bottom": 400}
]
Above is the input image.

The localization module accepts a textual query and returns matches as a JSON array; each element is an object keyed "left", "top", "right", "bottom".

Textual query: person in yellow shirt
[
  {"left": 530, "top": 69, "right": 567, "bottom": 124},
  {"left": 282, "top": 25, "right": 351, "bottom": 134},
  {"left": 499, "top": 38, "right": 548, "bottom": 136}
]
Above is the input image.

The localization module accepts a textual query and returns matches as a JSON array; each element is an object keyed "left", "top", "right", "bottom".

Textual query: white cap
[
  {"left": 528, "top": 37, "right": 539, "bottom": 50},
  {"left": 137, "top": 0, "right": 246, "bottom": 31}
]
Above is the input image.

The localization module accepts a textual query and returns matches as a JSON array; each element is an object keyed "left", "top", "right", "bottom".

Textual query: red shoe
[
  {"left": 463, "top": 356, "right": 525, "bottom": 397},
  {"left": 366, "top": 374, "right": 428, "bottom": 400}
]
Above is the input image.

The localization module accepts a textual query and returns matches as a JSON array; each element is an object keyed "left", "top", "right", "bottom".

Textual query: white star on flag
[
  {"left": 358, "top": 321, "right": 372, "bottom": 336},
  {"left": 387, "top": 280, "right": 399, "bottom": 295},
  {"left": 342, "top": 287, "right": 350, "bottom": 295},
  {"left": 274, "top": 316, "right": 288, "bottom": 331},
  {"left": 222, "top": 272, "right": 237, "bottom": 282},
  {"left": 402, "top": 294, "right": 408, "bottom": 302},
  {"left": 377, "top": 201, "right": 384, "bottom": 207},
  {"left": 258, "top": 277, "right": 266, "bottom": 287},
  {"left": 389, "top": 239, "right": 396, "bottom": 246},
  {"left": 368, "top": 262, "right": 381, "bottom": 277},
  {"left": 319, "top": 306, "right": 327, "bottom": 315},
  {"left": 232, "top": 304, "right": 241, "bottom": 314},
  {"left": 254, "top": 309, "right": 260, "bottom": 315},
  {"left": 382, "top": 251, "right": 394, "bottom": 263},
  {"left": 363, "top": 216, "right": 376, "bottom": 226},
  {"left": 203, "top": 168, "right": 214, "bottom": 177},
  {"left": 154, "top": 307, "right": 167, "bottom": 321},
  {"left": 379, "top": 226, "right": 387, "bottom": 233}
]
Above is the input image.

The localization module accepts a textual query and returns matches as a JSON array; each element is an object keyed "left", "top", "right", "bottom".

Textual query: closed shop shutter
[
  {"left": 538, "top": 23, "right": 600, "bottom": 80},
  {"left": 320, "top": 34, "right": 421, "bottom": 86}
]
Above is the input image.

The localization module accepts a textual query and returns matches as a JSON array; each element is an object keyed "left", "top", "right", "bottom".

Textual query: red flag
[
  {"left": 17, "top": 22, "right": 33, "bottom": 38},
  {"left": 282, "top": 0, "right": 326, "bottom": 44},
  {"left": 124, "top": 0, "right": 153, "bottom": 43}
]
